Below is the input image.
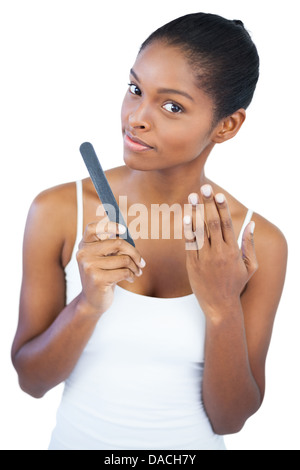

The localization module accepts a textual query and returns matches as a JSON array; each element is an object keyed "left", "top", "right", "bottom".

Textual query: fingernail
[
  {"left": 139, "top": 258, "right": 146, "bottom": 268},
  {"left": 250, "top": 221, "right": 255, "bottom": 234},
  {"left": 183, "top": 215, "right": 191, "bottom": 224},
  {"left": 201, "top": 184, "right": 212, "bottom": 198},
  {"left": 188, "top": 193, "right": 198, "bottom": 205},
  {"left": 137, "top": 268, "right": 143, "bottom": 277},
  {"left": 215, "top": 193, "right": 225, "bottom": 204},
  {"left": 118, "top": 224, "right": 126, "bottom": 234}
]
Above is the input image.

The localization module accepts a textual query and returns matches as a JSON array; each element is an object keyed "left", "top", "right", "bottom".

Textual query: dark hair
[{"left": 140, "top": 13, "right": 259, "bottom": 124}]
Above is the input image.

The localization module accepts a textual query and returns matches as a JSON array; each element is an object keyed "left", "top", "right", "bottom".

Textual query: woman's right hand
[{"left": 76, "top": 216, "right": 145, "bottom": 315}]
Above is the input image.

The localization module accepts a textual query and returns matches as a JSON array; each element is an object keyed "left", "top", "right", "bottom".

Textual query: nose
[{"left": 128, "top": 102, "right": 151, "bottom": 131}]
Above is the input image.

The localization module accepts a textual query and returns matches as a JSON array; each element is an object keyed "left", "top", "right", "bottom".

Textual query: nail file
[{"left": 79, "top": 142, "right": 135, "bottom": 247}]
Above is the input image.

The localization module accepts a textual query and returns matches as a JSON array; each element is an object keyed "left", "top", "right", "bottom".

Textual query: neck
[{"left": 128, "top": 154, "right": 210, "bottom": 207}]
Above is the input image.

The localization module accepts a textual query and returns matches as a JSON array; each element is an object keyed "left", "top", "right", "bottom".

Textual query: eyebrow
[{"left": 130, "top": 68, "right": 195, "bottom": 102}]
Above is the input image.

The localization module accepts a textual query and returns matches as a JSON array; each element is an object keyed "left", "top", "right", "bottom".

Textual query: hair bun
[{"left": 233, "top": 19, "right": 244, "bottom": 28}]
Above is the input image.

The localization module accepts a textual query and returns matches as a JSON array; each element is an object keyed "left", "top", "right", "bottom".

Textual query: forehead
[{"left": 132, "top": 42, "right": 198, "bottom": 94}]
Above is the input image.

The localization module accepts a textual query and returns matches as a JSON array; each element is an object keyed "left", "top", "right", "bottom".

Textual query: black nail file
[{"left": 79, "top": 142, "right": 135, "bottom": 247}]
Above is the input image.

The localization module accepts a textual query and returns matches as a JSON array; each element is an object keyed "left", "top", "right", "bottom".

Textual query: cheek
[
  {"left": 160, "top": 122, "right": 209, "bottom": 157},
  {"left": 121, "top": 96, "right": 128, "bottom": 124},
  {"left": 121, "top": 93, "right": 135, "bottom": 126}
]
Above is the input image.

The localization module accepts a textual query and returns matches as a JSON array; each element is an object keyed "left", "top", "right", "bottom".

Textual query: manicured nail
[
  {"left": 118, "top": 224, "right": 126, "bottom": 234},
  {"left": 201, "top": 184, "right": 212, "bottom": 198},
  {"left": 139, "top": 258, "right": 146, "bottom": 268},
  {"left": 183, "top": 215, "right": 192, "bottom": 224},
  {"left": 137, "top": 268, "right": 143, "bottom": 277},
  {"left": 188, "top": 193, "right": 198, "bottom": 205},
  {"left": 250, "top": 221, "right": 255, "bottom": 234},
  {"left": 215, "top": 193, "right": 225, "bottom": 204}
]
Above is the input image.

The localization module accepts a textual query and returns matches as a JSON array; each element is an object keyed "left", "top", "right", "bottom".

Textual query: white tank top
[{"left": 49, "top": 180, "right": 253, "bottom": 450}]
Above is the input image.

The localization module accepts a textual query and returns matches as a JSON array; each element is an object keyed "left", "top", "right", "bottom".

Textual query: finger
[
  {"left": 188, "top": 192, "right": 199, "bottom": 210},
  {"left": 81, "top": 223, "right": 146, "bottom": 270},
  {"left": 241, "top": 221, "right": 258, "bottom": 278},
  {"left": 96, "top": 254, "right": 143, "bottom": 277},
  {"left": 200, "top": 184, "right": 223, "bottom": 247},
  {"left": 183, "top": 215, "right": 198, "bottom": 253},
  {"left": 96, "top": 220, "right": 127, "bottom": 240},
  {"left": 214, "top": 193, "right": 236, "bottom": 245},
  {"left": 188, "top": 193, "right": 205, "bottom": 250},
  {"left": 96, "top": 237, "right": 146, "bottom": 269},
  {"left": 82, "top": 220, "right": 126, "bottom": 243},
  {"left": 102, "top": 267, "right": 138, "bottom": 284}
]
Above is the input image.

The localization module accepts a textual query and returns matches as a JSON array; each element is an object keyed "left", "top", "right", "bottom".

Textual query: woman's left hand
[{"left": 183, "top": 184, "right": 258, "bottom": 318}]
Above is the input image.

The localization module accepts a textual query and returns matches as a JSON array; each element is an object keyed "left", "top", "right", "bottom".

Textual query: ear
[{"left": 211, "top": 109, "right": 246, "bottom": 144}]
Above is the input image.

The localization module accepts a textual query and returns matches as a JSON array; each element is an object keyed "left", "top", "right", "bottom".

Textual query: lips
[{"left": 124, "top": 131, "right": 154, "bottom": 152}]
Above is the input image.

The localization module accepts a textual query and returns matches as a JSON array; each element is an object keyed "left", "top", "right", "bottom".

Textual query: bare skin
[{"left": 12, "top": 42, "right": 288, "bottom": 436}]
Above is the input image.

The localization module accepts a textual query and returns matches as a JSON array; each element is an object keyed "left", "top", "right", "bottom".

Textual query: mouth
[{"left": 124, "top": 131, "right": 154, "bottom": 152}]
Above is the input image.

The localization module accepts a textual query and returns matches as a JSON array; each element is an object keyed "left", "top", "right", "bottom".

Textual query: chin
[
  {"left": 123, "top": 151, "right": 160, "bottom": 171},
  {"left": 123, "top": 149, "right": 189, "bottom": 172},
  {"left": 123, "top": 156, "right": 153, "bottom": 171}
]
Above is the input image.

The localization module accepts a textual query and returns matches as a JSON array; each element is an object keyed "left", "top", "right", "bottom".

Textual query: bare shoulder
[
  {"left": 251, "top": 211, "right": 288, "bottom": 266},
  {"left": 243, "top": 210, "right": 288, "bottom": 307},
  {"left": 209, "top": 178, "right": 287, "bottom": 256},
  {"left": 31, "top": 181, "right": 77, "bottom": 214},
  {"left": 241, "top": 209, "right": 288, "bottom": 328},
  {"left": 26, "top": 182, "right": 78, "bottom": 267}
]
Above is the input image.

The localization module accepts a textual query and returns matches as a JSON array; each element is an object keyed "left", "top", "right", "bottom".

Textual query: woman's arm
[
  {"left": 11, "top": 184, "right": 144, "bottom": 398},
  {"left": 184, "top": 186, "right": 288, "bottom": 435}
]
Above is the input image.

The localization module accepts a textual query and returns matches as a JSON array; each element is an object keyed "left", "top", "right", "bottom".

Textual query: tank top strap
[
  {"left": 75, "top": 180, "right": 84, "bottom": 244},
  {"left": 237, "top": 208, "right": 253, "bottom": 249}
]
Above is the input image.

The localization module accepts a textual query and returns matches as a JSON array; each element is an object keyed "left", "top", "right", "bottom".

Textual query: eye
[
  {"left": 162, "top": 103, "right": 183, "bottom": 114},
  {"left": 128, "top": 83, "right": 142, "bottom": 96}
]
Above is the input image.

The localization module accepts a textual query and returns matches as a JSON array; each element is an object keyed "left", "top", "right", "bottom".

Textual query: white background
[{"left": 0, "top": 0, "right": 299, "bottom": 450}]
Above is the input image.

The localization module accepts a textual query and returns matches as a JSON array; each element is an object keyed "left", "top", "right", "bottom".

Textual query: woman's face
[{"left": 121, "top": 41, "right": 216, "bottom": 171}]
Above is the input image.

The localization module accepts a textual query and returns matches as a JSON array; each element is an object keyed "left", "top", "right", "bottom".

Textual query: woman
[{"left": 12, "top": 13, "right": 287, "bottom": 450}]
